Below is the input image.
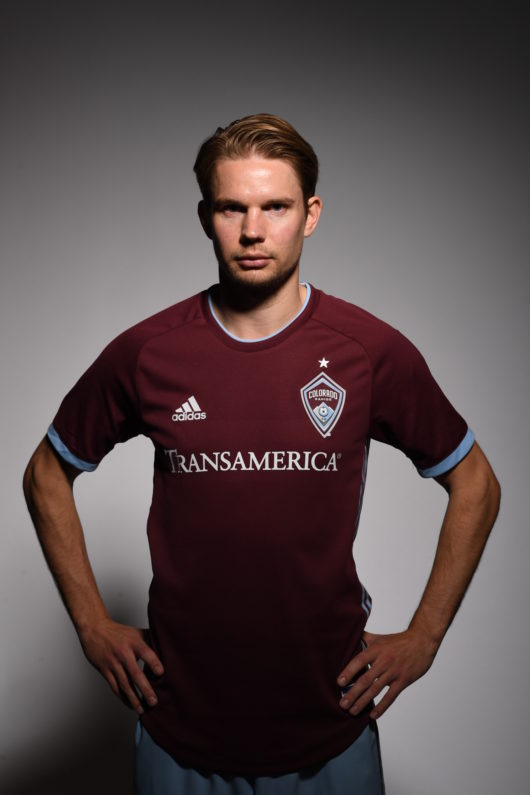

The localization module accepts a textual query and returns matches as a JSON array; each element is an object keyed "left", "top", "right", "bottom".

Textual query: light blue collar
[{"left": 208, "top": 283, "right": 311, "bottom": 343}]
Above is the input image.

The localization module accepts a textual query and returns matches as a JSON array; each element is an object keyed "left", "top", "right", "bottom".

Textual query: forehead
[{"left": 211, "top": 156, "right": 302, "bottom": 200}]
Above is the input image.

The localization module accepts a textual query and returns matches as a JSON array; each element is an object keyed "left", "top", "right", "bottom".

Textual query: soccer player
[{"left": 23, "top": 114, "right": 500, "bottom": 794}]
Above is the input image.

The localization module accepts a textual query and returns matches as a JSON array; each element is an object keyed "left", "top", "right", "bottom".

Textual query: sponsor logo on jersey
[
  {"left": 300, "top": 373, "right": 346, "bottom": 437},
  {"left": 164, "top": 448, "right": 341, "bottom": 474},
  {"left": 172, "top": 395, "right": 206, "bottom": 422}
]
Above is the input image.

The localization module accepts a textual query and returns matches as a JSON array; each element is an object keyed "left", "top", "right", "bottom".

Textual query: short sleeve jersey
[{"left": 49, "top": 285, "right": 473, "bottom": 776}]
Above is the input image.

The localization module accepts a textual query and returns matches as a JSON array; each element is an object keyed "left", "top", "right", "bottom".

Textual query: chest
[{"left": 137, "top": 327, "right": 372, "bottom": 459}]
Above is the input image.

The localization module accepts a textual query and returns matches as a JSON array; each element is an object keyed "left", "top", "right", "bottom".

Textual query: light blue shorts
[{"left": 134, "top": 721, "right": 385, "bottom": 794}]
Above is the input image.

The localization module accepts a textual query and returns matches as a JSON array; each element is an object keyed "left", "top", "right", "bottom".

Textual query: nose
[{"left": 240, "top": 208, "right": 265, "bottom": 243}]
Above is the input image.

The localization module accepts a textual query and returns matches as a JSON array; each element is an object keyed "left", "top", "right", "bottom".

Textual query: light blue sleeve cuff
[
  {"left": 418, "top": 428, "right": 475, "bottom": 478},
  {"left": 47, "top": 425, "right": 98, "bottom": 472}
]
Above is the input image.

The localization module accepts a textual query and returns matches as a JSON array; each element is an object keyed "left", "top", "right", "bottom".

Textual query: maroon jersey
[{"left": 48, "top": 285, "right": 473, "bottom": 775}]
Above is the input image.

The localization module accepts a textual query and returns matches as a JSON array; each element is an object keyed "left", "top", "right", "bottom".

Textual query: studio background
[{"left": 1, "top": 2, "right": 528, "bottom": 793}]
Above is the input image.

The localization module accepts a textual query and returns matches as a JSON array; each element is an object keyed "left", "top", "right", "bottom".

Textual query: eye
[
  {"left": 267, "top": 203, "right": 288, "bottom": 214},
  {"left": 216, "top": 203, "right": 245, "bottom": 216}
]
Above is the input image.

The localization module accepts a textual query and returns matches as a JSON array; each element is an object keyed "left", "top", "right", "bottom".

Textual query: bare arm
[
  {"left": 23, "top": 437, "right": 163, "bottom": 714},
  {"left": 337, "top": 442, "right": 501, "bottom": 719}
]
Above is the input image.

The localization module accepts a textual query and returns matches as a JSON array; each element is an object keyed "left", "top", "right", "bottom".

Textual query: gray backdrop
[{"left": 2, "top": 2, "right": 528, "bottom": 793}]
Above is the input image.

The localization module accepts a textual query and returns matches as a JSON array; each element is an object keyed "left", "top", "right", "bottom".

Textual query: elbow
[
  {"left": 23, "top": 437, "right": 79, "bottom": 509},
  {"left": 473, "top": 444, "right": 501, "bottom": 517},
  {"left": 479, "top": 445, "right": 501, "bottom": 515},
  {"left": 23, "top": 455, "right": 37, "bottom": 509},
  {"left": 22, "top": 437, "right": 64, "bottom": 512},
  {"left": 472, "top": 456, "right": 501, "bottom": 531},
  {"left": 486, "top": 468, "right": 501, "bottom": 522},
  {"left": 443, "top": 443, "right": 501, "bottom": 528}
]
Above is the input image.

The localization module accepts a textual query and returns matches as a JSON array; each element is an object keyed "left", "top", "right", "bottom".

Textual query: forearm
[
  {"left": 23, "top": 439, "right": 108, "bottom": 634},
  {"left": 338, "top": 442, "right": 500, "bottom": 719},
  {"left": 409, "top": 444, "right": 501, "bottom": 649},
  {"left": 24, "top": 438, "right": 163, "bottom": 712}
]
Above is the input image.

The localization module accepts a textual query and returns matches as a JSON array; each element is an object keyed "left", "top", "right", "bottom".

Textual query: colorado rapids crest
[{"left": 300, "top": 373, "right": 346, "bottom": 438}]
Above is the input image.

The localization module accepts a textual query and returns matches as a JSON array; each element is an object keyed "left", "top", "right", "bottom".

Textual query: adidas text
[
  {"left": 172, "top": 395, "right": 206, "bottom": 422},
  {"left": 173, "top": 411, "right": 207, "bottom": 422}
]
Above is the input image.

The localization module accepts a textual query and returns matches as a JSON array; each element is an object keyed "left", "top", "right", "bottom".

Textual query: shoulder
[
  {"left": 312, "top": 287, "right": 419, "bottom": 367},
  {"left": 99, "top": 291, "right": 205, "bottom": 365}
]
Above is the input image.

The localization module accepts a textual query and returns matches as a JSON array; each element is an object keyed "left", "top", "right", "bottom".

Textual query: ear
[
  {"left": 303, "top": 196, "right": 323, "bottom": 238},
  {"left": 198, "top": 200, "right": 213, "bottom": 239}
]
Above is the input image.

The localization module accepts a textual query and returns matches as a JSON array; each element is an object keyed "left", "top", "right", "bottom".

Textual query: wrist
[
  {"left": 73, "top": 606, "right": 110, "bottom": 640},
  {"left": 407, "top": 618, "right": 444, "bottom": 656}
]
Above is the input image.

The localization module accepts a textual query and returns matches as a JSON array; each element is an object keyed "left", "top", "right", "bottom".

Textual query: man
[{"left": 23, "top": 114, "right": 500, "bottom": 794}]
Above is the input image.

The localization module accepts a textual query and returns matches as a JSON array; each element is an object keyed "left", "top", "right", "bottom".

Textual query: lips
[{"left": 235, "top": 254, "right": 272, "bottom": 267}]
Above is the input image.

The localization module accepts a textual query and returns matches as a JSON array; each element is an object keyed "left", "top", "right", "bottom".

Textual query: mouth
[{"left": 235, "top": 255, "right": 272, "bottom": 268}]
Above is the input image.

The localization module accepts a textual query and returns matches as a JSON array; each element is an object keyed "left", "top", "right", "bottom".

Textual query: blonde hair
[{"left": 193, "top": 113, "right": 319, "bottom": 207}]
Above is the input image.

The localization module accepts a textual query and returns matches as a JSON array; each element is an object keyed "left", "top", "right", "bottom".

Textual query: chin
[{"left": 221, "top": 262, "right": 299, "bottom": 298}]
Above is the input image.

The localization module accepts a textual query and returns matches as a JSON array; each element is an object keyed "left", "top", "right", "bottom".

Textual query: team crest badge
[{"left": 300, "top": 373, "right": 346, "bottom": 438}]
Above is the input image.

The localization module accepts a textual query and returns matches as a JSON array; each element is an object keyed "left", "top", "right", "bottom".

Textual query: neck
[{"left": 211, "top": 275, "right": 308, "bottom": 341}]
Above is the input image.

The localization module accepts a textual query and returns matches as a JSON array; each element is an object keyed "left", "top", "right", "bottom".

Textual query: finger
[
  {"left": 113, "top": 662, "right": 146, "bottom": 714},
  {"left": 342, "top": 666, "right": 378, "bottom": 701},
  {"left": 340, "top": 670, "right": 389, "bottom": 713},
  {"left": 120, "top": 645, "right": 160, "bottom": 707},
  {"left": 126, "top": 661, "right": 159, "bottom": 708},
  {"left": 349, "top": 680, "right": 388, "bottom": 716},
  {"left": 102, "top": 663, "right": 145, "bottom": 713},
  {"left": 370, "top": 685, "right": 399, "bottom": 719},
  {"left": 103, "top": 668, "right": 120, "bottom": 699},
  {"left": 337, "top": 651, "right": 371, "bottom": 687},
  {"left": 135, "top": 637, "right": 164, "bottom": 677}
]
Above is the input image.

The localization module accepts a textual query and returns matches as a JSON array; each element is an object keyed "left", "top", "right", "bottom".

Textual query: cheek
[
  {"left": 272, "top": 220, "right": 306, "bottom": 249},
  {"left": 213, "top": 222, "right": 239, "bottom": 249}
]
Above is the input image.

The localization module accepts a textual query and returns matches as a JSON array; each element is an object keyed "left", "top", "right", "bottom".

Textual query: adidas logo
[{"left": 172, "top": 396, "right": 206, "bottom": 422}]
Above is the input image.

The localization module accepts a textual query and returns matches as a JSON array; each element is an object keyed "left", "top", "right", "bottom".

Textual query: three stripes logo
[{"left": 172, "top": 395, "right": 206, "bottom": 422}]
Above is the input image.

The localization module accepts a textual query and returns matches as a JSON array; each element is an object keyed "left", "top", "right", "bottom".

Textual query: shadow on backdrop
[
  {"left": 3, "top": 591, "right": 143, "bottom": 795},
  {"left": 4, "top": 712, "right": 135, "bottom": 795}
]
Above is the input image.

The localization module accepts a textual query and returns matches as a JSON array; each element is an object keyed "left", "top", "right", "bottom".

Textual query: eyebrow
[{"left": 213, "top": 197, "right": 296, "bottom": 209}]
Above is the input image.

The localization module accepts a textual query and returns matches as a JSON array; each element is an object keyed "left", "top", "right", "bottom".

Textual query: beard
[{"left": 215, "top": 251, "right": 300, "bottom": 310}]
